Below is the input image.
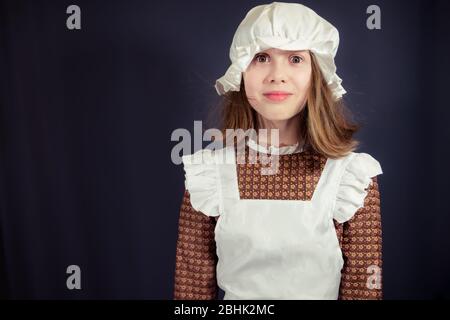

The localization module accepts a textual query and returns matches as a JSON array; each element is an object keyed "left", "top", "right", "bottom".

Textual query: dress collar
[{"left": 246, "top": 136, "right": 305, "bottom": 155}]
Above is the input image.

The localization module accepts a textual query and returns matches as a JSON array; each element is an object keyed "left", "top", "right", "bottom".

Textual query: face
[{"left": 243, "top": 48, "right": 312, "bottom": 122}]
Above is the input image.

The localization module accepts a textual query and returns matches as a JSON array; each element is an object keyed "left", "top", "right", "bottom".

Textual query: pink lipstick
[{"left": 263, "top": 91, "right": 293, "bottom": 102}]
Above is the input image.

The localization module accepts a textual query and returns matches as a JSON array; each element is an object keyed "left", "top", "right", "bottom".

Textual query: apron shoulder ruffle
[{"left": 333, "top": 152, "right": 383, "bottom": 224}]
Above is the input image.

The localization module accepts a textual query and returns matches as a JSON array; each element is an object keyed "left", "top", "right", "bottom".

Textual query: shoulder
[
  {"left": 333, "top": 151, "right": 383, "bottom": 223},
  {"left": 181, "top": 148, "right": 216, "bottom": 165},
  {"left": 181, "top": 146, "right": 234, "bottom": 166},
  {"left": 181, "top": 147, "right": 234, "bottom": 217},
  {"left": 330, "top": 151, "right": 382, "bottom": 177},
  {"left": 344, "top": 151, "right": 382, "bottom": 178}
]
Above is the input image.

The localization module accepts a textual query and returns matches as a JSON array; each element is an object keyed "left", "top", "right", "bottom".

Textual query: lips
[{"left": 263, "top": 91, "right": 293, "bottom": 102}]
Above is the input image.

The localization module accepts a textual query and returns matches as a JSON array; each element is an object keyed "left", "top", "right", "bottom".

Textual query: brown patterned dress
[{"left": 173, "top": 144, "right": 383, "bottom": 300}]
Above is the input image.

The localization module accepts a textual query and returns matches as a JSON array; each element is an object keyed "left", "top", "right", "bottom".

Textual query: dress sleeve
[
  {"left": 336, "top": 176, "right": 383, "bottom": 300},
  {"left": 173, "top": 189, "right": 219, "bottom": 300}
]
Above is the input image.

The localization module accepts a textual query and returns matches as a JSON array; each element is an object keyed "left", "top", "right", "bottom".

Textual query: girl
[{"left": 173, "top": 2, "right": 383, "bottom": 300}]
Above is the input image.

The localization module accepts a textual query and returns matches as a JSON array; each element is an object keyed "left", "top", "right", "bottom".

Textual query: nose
[
  {"left": 265, "top": 60, "right": 286, "bottom": 84},
  {"left": 270, "top": 77, "right": 285, "bottom": 84}
]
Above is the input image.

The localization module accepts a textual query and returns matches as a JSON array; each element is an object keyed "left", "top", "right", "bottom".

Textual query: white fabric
[
  {"left": 182, "top": 149, "right": 221, "bottom": 217},
  {"left": 215, "top": 1, "right": 347, "bottom": 101},
  {"left": 181, "top": 141, "right": 383, "bottom": 299},
  {"left": 333, "top": 153, "right": 383, "bottom": 223},
  {"left": 246, "top": 136, "right": 305, "bottom": 155}
]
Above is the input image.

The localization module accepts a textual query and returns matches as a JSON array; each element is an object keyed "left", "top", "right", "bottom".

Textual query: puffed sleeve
[
  {"left": 181, "top": 149, "right": 221, "bottom": 217},
  {"left": 333, "top": 153, "right": 383, "bottom": 224},
  {"left": 173, "top": 188, "right": 219, "bottom": 300}
]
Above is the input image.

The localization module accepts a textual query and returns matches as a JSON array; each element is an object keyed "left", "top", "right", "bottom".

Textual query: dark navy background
[{"left": 0, "top": 0, "right": 449, "bottom": 299}]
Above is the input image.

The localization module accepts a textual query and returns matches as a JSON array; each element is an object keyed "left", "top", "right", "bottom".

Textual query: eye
[
  {"left": 254, "top": 53, "right": 269, "bottom": 63},
  {"left": 290, "top": 55, "right": 304, "bottom": 64}
]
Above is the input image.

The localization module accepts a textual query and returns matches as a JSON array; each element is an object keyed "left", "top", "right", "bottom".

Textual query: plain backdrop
[{"left": 0, "top": 0, "right": 449, "bottom": 299}]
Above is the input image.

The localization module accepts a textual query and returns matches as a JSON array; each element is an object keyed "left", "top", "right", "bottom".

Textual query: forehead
[{"left": 259, "top": 48, "right": 309, "bottom": 54}]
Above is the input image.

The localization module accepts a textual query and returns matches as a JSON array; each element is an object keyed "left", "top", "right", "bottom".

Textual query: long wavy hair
[{"left": 208, "top": 51, "right": 361, "bottom": 159}]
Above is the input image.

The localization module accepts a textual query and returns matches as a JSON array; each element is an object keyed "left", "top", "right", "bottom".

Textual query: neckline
[
  {"left": 246, "top": 136, "right": 305, "bottom": 155},
  {"left": 219, "top": 145, "right": 332, "bottom": 205}
]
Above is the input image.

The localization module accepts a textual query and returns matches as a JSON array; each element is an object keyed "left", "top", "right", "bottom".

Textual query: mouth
[{"left": 263, "top": 92, "right": 293, "bottom": 102}]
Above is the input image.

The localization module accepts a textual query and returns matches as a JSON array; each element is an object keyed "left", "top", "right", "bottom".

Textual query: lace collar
[{"left": 246, "top": 136, "right": 305, "bottom": 155}]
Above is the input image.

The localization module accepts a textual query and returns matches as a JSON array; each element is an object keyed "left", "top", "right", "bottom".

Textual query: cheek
[
  {"left": 293, "top": 70, "right": 312, "bottom": 92},
  {"left": 243, "top": 72, "right": 261, "bottom": 99}
]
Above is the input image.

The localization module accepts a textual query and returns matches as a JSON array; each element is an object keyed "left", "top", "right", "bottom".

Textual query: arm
[
  {"left": 337, "top": 176, "right": 383, "bottom": 300},
  {"left": 173, "top": 189, "right": 219, "bottom": 300}
]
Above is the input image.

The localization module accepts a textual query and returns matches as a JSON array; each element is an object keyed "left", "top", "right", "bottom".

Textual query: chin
[
  {"left": 258, "top": 106, "right": 299, "bottom": 122},
  {"left": 259, "top": 112, "right": 297, "bottom": 122}
]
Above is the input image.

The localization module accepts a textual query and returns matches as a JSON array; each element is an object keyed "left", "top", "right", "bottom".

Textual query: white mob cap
[{"left": 215, "top": 2, "right": 347, "bottom": 101}]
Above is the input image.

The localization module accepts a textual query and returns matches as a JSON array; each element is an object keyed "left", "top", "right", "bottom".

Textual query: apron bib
[{"left": 213, "top": 146, "right": 352, "bottom": 300}]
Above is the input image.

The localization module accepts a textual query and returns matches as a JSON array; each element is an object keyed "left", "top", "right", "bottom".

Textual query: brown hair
[{"left": 208, "top": 51, "right": 361, "bottom": 159}]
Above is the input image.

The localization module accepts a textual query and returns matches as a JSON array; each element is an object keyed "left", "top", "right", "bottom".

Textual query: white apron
[
  {"left": 182, "top": 143, "right": 383, "bottom": 300},
  {"left": 214, "top": 146, "right": 346, "bottom": 300}
]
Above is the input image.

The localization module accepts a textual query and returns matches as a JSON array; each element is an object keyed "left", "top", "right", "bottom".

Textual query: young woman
[{"left": 173, "top": 2, "right": 383, "bottom": 300}]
